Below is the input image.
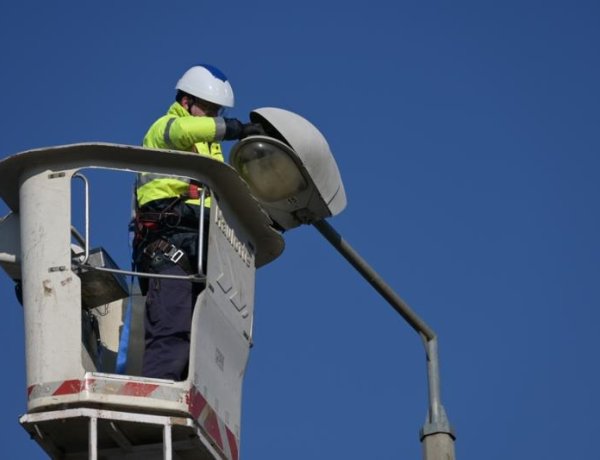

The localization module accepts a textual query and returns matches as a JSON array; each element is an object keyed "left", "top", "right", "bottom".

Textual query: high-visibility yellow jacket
[{"left": 136, "top": 102, "right": 227, "bottom": 207}]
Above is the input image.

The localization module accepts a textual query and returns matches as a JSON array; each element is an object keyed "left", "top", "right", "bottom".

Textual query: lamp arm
[
  {"left": 313, "top": 219, "right": 434, "bottom": 338},
  {"left": 312, "top": 219, "right": 456, "bottom": 458}
]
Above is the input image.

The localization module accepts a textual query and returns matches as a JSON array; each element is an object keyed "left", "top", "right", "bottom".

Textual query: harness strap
[{"left": 187, "top": 183, "right": 200, "bottom": 200}]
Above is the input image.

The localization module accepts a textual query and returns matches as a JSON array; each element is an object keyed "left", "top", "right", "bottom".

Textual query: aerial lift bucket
[{"left": 0, "top": 143, "right": 283, "bottom": 459}]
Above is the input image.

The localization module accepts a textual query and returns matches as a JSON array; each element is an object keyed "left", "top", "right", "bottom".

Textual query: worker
[{"left": 133, "top": 64, "right": 264, "bottom": 381}]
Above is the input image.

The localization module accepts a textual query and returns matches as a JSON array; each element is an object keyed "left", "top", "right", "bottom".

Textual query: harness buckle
[
  {"left": 169, "top": 249, "right": 185, "bottom": 264},
  {"left": 163, "top": 244, "right": 185, "bottom": 264}
]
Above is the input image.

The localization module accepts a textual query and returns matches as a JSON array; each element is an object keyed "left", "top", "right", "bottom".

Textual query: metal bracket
[
  {"left": 420, "top": 405, "right": 456, "bottom": 441},
  {"left": 420, "top": 422, "right": 456, "bottom": 441}
]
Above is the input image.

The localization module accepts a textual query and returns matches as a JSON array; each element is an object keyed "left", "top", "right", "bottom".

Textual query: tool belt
[
  {"left": 136, "top": 211, "right": 200, "bottom": 231},
  {"left": 141, "top": 238, "right": 193, "bottom": 274}
]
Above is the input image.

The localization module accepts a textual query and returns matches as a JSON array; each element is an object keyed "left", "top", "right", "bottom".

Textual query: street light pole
[
  {"left": 228, "top": 107, "right": 456, "bottom": 458},
  {"left": 313, "top": 219, "right": 456, "bottom": 460}
]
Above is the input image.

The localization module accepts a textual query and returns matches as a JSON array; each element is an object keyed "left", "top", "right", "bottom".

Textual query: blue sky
[{"left": 1, "top": 1, "right": 599, "bottom": 459}]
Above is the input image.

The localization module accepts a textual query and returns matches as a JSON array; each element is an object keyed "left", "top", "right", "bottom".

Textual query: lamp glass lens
[{"left": 234, "top": 141, "right": 308, "bottom": 202}]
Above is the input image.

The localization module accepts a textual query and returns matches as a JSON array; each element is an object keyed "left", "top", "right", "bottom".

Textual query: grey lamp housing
[{"left": 230, "top": 107, "right": 347, "bottom": 230}]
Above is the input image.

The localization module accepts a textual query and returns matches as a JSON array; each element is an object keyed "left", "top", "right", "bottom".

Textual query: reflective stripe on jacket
[{"left": 137, "top": 102, "right": 226, "bottom": 207}]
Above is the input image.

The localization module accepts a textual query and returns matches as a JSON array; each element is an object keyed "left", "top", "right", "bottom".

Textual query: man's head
[{"left": 175, "top": 64, "right": 234, "bottom": 116}]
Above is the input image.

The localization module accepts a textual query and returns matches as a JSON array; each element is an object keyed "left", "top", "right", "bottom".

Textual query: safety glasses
[{"left": 192, "top": 98, "right": 224, "bottom": 117}]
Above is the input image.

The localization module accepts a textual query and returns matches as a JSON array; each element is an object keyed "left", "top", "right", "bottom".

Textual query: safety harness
[{"left": 132, "top": 184, "right": 204, "bottom": 276}]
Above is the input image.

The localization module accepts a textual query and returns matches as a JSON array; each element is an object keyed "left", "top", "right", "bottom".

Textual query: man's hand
[
  {"left": 241, "top": 123, "right": 265, "bottom": 138},
  {"left": 224, "top": 118, "right": 244, "bottom": 140},
  {"left": 224, "top": 118, "right": 265, "bottom": 140}
]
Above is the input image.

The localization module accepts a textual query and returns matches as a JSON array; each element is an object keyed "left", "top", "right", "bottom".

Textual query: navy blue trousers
[
  {"left": 136, "top": 202, "right": 209, "bottom": 380},
  {"left": 142, "top": 264, "right": 201, "bottom": 380}
]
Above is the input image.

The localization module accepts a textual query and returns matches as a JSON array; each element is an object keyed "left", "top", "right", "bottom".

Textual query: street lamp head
[{"left": 230, "top": 107, "right": 346, "bottom": 230}]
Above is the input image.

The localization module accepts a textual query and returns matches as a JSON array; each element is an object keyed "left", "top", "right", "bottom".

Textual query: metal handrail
[
  {"left": 70, "top": 172, "right": 209, "bottom": 284},
  {"left": 75, "top": 263, "right": 206, "bottom": 283},
  {"left": 73, "top": 173, "right": 90, "bottom": 264},
  {"left": 198, "top": 187, "right": 206, "bottom": 276}
]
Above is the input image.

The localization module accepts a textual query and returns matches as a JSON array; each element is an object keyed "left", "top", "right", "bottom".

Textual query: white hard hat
[{"left": 175, "top": 64, "right": 235, "bottom": 108}]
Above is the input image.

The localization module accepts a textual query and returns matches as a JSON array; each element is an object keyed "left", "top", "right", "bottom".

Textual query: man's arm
[{"left": 167, "top": 116, "right": 225, "bottom": 150}]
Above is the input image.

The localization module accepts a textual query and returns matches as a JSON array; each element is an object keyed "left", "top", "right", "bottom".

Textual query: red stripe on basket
[
  {"left": 226, "top": 427, "right": 239, "bottom": 460},
  {"left": 204, "top": 411, "right": 224, "bottom": 450},
  {"left": 53, "top": 379, "right": 83, "bottom": 396},
  {"left": 119, "top": 382, "right": 159, "bottom": 397},
  {"left": 188, "top": 387, "right": 208, "bottom": 419}
]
